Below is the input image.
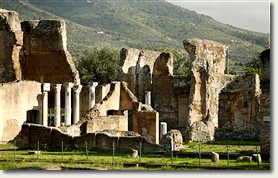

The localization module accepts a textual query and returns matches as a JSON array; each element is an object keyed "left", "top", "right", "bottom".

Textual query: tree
[
  {"left": 244, "top": 52, "right": 261, "bottom": 76},
  {"left": 244, "top": 38, "right": 270, "bottom": 76},
  {"left": 76, "top": 45, "right": 120, "bottom": 85}
]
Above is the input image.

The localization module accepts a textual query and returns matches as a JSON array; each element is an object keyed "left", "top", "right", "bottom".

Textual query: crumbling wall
[
  {"left": 0, "top": 81, "right": 41, "bottom": 142},
  {"left": 183, "top": 38, "right": 231, "bottom": 141},
  {"left": 259, "top": 49, "right": 270, "bottom": 154},
  {"left": 173, "top": 76, "right": 190, "bottom": 129},
  {"left": 138, "top": 107, "right": 159, "bottom": 144},
  {"left": 21, "top": 20, "right": 80, "bottom": 84},
  {"left": 216, "top": 75, "right": 261, "bottom": 140},
  {"left": 0, "top": 9, "right": 23, "bottom": 82},
  {"left": 119, "top": 48, "right": 161, "bottom": 102},
  {"left": 21, "top": 123, "right": 163, "bottom": 152},
  {"left": 85, "top": 116, "right": 128, "bottom": 133},
  {"left": 80, "top": 81, "right": 160, "bottom": 144},
  {"left": 152, "top": 52, "right": 177, "bottom": 130}
]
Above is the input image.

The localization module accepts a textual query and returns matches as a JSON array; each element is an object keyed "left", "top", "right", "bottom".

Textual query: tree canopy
[{"left": 76, "top": 45, "right": 120, "bottom": 85}]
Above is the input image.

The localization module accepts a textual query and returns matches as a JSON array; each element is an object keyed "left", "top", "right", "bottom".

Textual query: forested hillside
[{"left": 1, "top": 0, "right": 269, "bottom": 74}]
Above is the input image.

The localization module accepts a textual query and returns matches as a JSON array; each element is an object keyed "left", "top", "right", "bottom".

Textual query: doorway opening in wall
[
  {"left": 26, "top": 110, "right": 39, "bottom": 124},
  {"left": 127, "top": 110, "right": 133, "bottom": 131}
]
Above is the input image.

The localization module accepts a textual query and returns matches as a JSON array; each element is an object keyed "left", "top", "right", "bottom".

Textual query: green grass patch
[{"left": 181, "top": 140, "right": 260, "bottom": 153}]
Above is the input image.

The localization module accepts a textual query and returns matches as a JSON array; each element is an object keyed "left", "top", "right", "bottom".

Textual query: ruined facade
[
  {"left": 0, "top": 9, "right": 80, "bottom": 142},
  {"left": 0, "top": 9, "right": 270, "bottom": 149},
  {"left": 119, "top": 38, "right": 262, "bottom": 142},
  {"left": 0, "top": 9, "right": 23, "bottom": 82}
]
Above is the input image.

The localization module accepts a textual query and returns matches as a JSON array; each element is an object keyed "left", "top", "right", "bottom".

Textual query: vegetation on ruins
[
  {"left": 1, "top": 0, "right": 269, "bottom": 75},
  {"left": 244, "top": 38, "right": 270, "bottom": 76}
]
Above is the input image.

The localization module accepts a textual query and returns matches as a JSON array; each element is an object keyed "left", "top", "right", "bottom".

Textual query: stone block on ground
[
  {"left": 252, "top": 154, "right": 262, "bottom": 162},
  {"left": 211, "top": 152, "right": 219, "bottom": 162}
]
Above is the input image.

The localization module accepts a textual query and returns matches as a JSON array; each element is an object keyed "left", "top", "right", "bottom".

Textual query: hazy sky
[{"left": 165, "top": 0, "right": 270, "bottom": 34}]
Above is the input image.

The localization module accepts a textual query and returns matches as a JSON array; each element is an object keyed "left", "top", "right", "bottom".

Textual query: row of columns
[{"left": 41, "top": 82, "right": 98, "bottom": 127}]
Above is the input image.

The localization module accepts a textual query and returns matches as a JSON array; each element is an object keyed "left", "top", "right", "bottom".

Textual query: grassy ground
[
  {"left": 181, "top": 140, "right": 260, "bottom": 153},
  {"left": 0, "top": 141, "right": 270, "bottom": 170}
]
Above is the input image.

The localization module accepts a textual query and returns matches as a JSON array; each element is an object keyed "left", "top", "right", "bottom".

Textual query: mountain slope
[{"left": 1, "top": 0, "right": 269, "bottom": 73}]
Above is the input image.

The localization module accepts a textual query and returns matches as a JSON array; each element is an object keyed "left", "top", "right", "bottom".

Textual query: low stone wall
[
  {"left": 20, "top": 123, "right": 163, "bottom": 152},
  {"left": 85, "top": 116, "right": 128, "bottom": 133}
]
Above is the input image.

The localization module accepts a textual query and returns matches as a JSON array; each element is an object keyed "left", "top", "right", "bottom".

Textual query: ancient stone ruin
[
  {"left": 0, "top": 9, "right": 270, "bottom": 156},
  {"left": 118, "top": 38, "right": 263, "bottom": 142}
]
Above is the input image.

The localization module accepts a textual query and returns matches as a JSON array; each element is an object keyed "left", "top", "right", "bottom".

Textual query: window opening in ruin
[
  {"left": 26, "top": 110, "right": 39, "bottom": 124},
  {"left": 244, "top": 100, "right": 248, "bottom": 108},
  {"left": 107, "top": 110, "right": 118, "bottom": 115}
]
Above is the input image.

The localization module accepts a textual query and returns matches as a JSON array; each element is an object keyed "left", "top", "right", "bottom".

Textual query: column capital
[
  {"left": 42, "top": 83, "right": 50, "bottom": 92},
  {"left": 73, "top": 85, "right": 83, "bottom": 93},
  {"left": 64, "top": 82, "right": 74, "bottom": 92},
  {"left": 53, "top": 84, "right": 62, "bottom": 92},
  {"left": 88, "top": 82, "right": 99, "bottom": 88}
]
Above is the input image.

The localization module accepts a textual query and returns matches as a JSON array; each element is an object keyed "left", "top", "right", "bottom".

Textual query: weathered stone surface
[
  {"left": 160, "top": 129, "right": 184, "bottom": 151},
  {"left": 21, "top": 20, "right": 80, "bottom": 84},
  {"left": 78, "top": 81, "right": 159, "bottom": 144},
  {"left": 183, "top": 38, "right": 231, "bottom": 141},
  {"left": 211, "top": 152, "right": 219, "bottom": 162},
  {"left": 237, "top": 156, "right": 252, "bottom": 162},
  {"left": 252, "top": 154, "right": 262, "bottom": 163},
  {"left": 216, "top": 75, "right": 261, "bottom": 140},
  {"left": 187, "top": 121, "right": 211, "bottom": 142},
  {"left": 0, "top": 9, "right": 23, "bottom": 82},
  {"left": 152, "top": 53, "right": 178, "bottom": 129},
  {"left": 0, "top": 81, "right": 41, "bottom": 142},
  {"left": 85, "top": 116, "right": 128, "bottom": 133},
  {"left": 21, "top": 123, "right": 163, "bottom": 152},
  {"left": 259, "top": 49, "right": 270, "bottom": 154},
  {"left": 131, "top": 149, "right": 138, "bottom": 158},
  {"left": 119, "top": 48, "right": 161, "bottom": 102}
]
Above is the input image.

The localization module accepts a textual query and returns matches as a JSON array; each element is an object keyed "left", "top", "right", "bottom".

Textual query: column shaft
[
  {"left": 42, "top": 83, "right": 50, "bottom": 126},
  {"left": 64, "top": 82, "right": 74, "bottom": 126},
  {"left": 54, "top": 84, "right": 62, "bottom": 127},
  {"left": 145, "top": 91, "right": 151, "bottom": 105},
  {"left": 73, "top": 85, "right": 82, "bottom": 124},
  {"left": 88, "top": 82, "right": 98, "bottom": 110}
]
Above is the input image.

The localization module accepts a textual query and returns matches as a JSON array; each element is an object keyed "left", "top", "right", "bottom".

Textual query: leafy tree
[
  {"left": 76, "top": 45, "right": 120, "bottom": 85},
  {"left": 244, "top": 52, "right": 261, "bottom": 76},
  {"left": 244, "top": 39, "right": 270, "bottom": 76}
]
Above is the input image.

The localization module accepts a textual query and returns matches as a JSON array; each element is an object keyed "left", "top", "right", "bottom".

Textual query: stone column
[
  {"left": 42, "top": 83, "right": 50, "bottom": 127},
  {"left": 54, "top": 84, "right": 62, "bottom": 127},
  {"left": 64, "top": 82, "right": 74, "bottom": 126},
  {"left": 160, "top": 122, "right": 167, "bottom": 139},
  {"left": 145, "top": 91, "right": 151, "bottom": 105},
  {"left": 73, "top": 85, "right": 82, "bottom": 124},
  {"left": 88, "top": 82, "right": 98, "bottom": 110}
]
